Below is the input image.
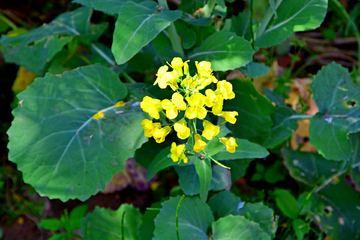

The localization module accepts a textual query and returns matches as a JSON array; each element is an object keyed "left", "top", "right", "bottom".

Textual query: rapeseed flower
[
  {"left": 161, "top": 92, "right": 186, "bottom": 119},
  {"left": 185, "top": 93, "right": 207, "bottom": 119},
  {"left": 174, "top": 119, "right": 190, "bottom": 139},
  {"left": 220, "top": 137, "right": 238, "bottom": 153},
  {"left": 141, "top": 119, "right": 161, "bottom": 137},
  {"left": 140, "top": 96, "right": 162, "bottom": 119},
  {"left": 153, "top": 126, "right": 171, "bottom": 143},
  {"left": 171, "top": 142, "right": 188, "bottom": 163},
  {"left": 202, "top": 120, "right": 220, "bottom": 140},
  {"left": 193, "top": 134, "right": 206, "bottom": 152}
]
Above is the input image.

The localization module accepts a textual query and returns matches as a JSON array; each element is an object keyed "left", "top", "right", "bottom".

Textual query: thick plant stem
[
  {"left": 255, "top": 0, "right": 283, "bottom": 40},
  {"left": 0, "top": 13, "right": 17, "bottom": 30},
  {"left": 202, "top": 0, "right": 216, "bottom": 18},
  {"left": 157, "top": 0, "right": 186, "bottom": 59},
  {"left": 249, "top": 0, "right": 255, "bottom": 49}
]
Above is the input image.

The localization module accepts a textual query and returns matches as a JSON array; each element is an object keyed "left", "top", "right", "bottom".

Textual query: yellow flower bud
[
  {"left": 193, "top": 134, "right": 206, "bottom": 152},
  {"left": 153, "top": 126, "right": 171, "bottom": 143},
  {"left": 220, "top": 137, "right": 238, "bottom": 153},
  {"left": 93, "top": 111, "right": 104, "bottom": 120}
]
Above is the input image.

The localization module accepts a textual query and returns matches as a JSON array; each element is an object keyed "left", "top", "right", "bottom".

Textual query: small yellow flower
[
  {"left": 193, "top": 134, "right": 207, "bottom": 152},
  {"left": 153, "top": 126, "right": 171, "bottom": 143},
  {"left": 170, "top": 142, "right": 188, "bottom": 163},
  {"left": 220, "top": 111, "right": 238, "bottom": 124},
  {"left": 205, "top": 89, "right": 223, "bottom": 115},
  {"left": 174, "top": 119, "right": 190, "bottom": 139},
  {"left": 93, "top": 110, "right": 104, "bottom": 120},
  {"left": 216, "top": 80, "right": 235, "bottom": 100},
  {"left": 115, "top": 101, "right": 125, "bottom": 107},
  {"left": 184, "top": 61, "right": 189, "bottom": 75},
  {"left": 220, "top": 137, "right": 238, "bottom": 153},
  {"left": 141, "top": 119, "right": 161, "bottom": 137},
  {"left": 154, "top": 65, "right": 169, "bottom": 88},
  {"left": 140, "top": 96, "right": 162, "bottom": 119},
  {"left": 167, "top": 57, "right": 189, "bottom": 78},
  {"left": 195, "top": 61, "right": 212, "bottom": 77},
  {"left": 185, "top": 93, "right": 207, "bottom": 119},
  {"left": 202, "top": 120, "right": 220, "bottom": 140},
  {"left": 161, "top": 92, "right": 187, "bottom": 119}
]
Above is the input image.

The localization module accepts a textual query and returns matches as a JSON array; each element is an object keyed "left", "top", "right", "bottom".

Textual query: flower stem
[
  {"left": 0, "top": 12, "right": 17, "bottom": 30},
  {"left": 255, "top": 0, "right": 283, "bottom": 40},
  {"left": 288, "top": 114, "right": 313, "bottom": 120},
  {"left": 120, "top": 71, "right": 136, "bottom": 83},
  {"left": 202, "top": 0, "right": 216, "bottom": 18},
  {"left": 176, "top": 194, "right": 186, "bottom": 240},
  {"left": 157, "top": 0, "right": 186, "bottom": 59}
]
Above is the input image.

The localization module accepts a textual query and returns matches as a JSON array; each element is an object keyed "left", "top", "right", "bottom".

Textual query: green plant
[{"left": 1, "top": 0, "right": 360, "bottom": 239}]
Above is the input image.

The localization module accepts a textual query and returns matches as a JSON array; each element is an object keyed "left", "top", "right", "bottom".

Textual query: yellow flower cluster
[{"left": 140, "top": 57, "right": 239, "bottom": 163}]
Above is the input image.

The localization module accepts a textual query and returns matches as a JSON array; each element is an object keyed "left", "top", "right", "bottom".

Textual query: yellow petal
[
  {"left": 161, "top": 99, "right": 173, "bottom": 110},
  {"left": 115, "top": 101, "right": 125, "bottom": 107},
  {"left": 185, "top": 106, "right": 198, "bottom": 119},
  {"left": 166, "top": 108, "right": 178, "bottom": 119},
  {"left": 93, "top": 111, "right": 105, "bottom": 120},
  {"left": 193, "top": 134, "right": 206, "bottom": 152},
  {"left": 172, "top": 92, "right": 184, "bottom": 106},
  {"left": 196, "top": 107, "right": 207, "bottom": 119}
]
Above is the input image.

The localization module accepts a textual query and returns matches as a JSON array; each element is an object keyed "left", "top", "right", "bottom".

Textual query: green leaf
[
  {"left": 263, "top": 87, "right": 286, "bottom": 107},
  {"left": 231, "top": 10, "right": 252, "bottom": 41},
  {"left": 273, "top": 189, "right": 299, "bottom": 219},
  {"left": 269, "top": 0, "right": 278, "bottom": 17},
  {"left": 255, "top": 0, "right": 328, "bottom": 48},
  {"left": 48, "top": 232, "right": 69, "bottom": 240},
  {"left": 174, "top": 163, "right": 215, "bottom": 196},
  {"left": 263, "top": 161, "right": 286, "bottom": 184},
  {"left": 263, "top": 107, "right": 298, "bottom": 148},
  {"left": 225, "top": 79, "right": 275, "bottom": 145},
  {"left": 208, "top": 190, "right": 244, "bottom": 219},
  {"left": 212, "top": 138, "right": 269, "bottom": 160},
  {"left": 81, "top": 204, "right": 142, "bottom": 240},
  {"left": 174, "top": 21, "right": 196, "bottom": 50},
  {"left": 153, "top": 196, "right": 214, "bottom": 240},
  {"left": 293, "top": 219, "right": 308, "bottom": 240},
  {"left": 72, "top": 0, "right": 130, "bottom": 15},
  {"left": 310, "top": 62, "right": 360, "bottom": 161},
  {"left": 0, "top": 7, "right": 94, "bottom": 75},
  {"left": 180, "top": 15, "right": 213, "bottom": 26},
  {"left": 69, "top": 204, "right": 88, "bottom": 231},
  {"left": 112, "top": 1, "right": 182, "bottom": 65},
  {"left": 139, "top": 202, "right": 162, "bottom": 240},
  {"left": 223, "top": 159, "right": 253, "bottom": 182},
  {"left": 195, "top": 158, "right": 212, "bottom": 202},
  {"left": 146, "top": 146, "right": 188, "bottom": 181},
  {"left": 211, "top": 165, "right": 231, "bottom": 191},
  {"left": 237, "top": 202, "right": 278, "bottom": 238},
  {"left": 134, "top": 138, "right": 171, "bottom": 169},
  {"left": 38, "top": 218, "right": 63, "bottom": 231},
  {"left": 310, "top": 175, "right": 360, "bottom": 240},
  {"left": 188, "top": 32, "right": 255, "bottom": 71},
  {"left": 212, "top": 215, "right": 271, "bottom": 240},
  {"left": 7, "top": 64, "right": 147, "bottom": 201},
  {"left": 239, "top": 62, "right": 269, "bottom": 79}
]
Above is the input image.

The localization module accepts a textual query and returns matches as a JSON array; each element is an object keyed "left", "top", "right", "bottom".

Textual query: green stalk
[
  {"left": 255, "top": 0, "right": 283, "bottom": 40},
  {"left": 331, "top": 0, "right": 360, "bottom": 76},
  {"left": 157, "top": 0, "right": 186, "bottom": 59},
  {"left": 0, "top": 12, "right": 17, "bottom": 30},
  {"left": 176, "top": 195, "right": 186, "bottom": 240},
  {"left": 250, "top": 0, "right": 255, "bottom": 48},
  {"left": 202, "top": 0, "right": 216, "bottom": 18},
  {"left": 288, "top": 114, "right": 313, "bottom": 120}
]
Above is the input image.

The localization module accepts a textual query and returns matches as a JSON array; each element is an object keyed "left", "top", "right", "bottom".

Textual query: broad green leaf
[
  {"left": 284, "top": 138, "right": 360, "bottom": 239},
  {"left": 239, "top": 62, "right": 269, "bottom": 79},
  {"left": 223, "top": 159, "right": 253, "bottom": 182},
  {"left": 195, "top": 158, "right": 212, "bottom": 202},
  {"left": 112, "top": 1, "right": 182, "bottom": 65},
  {"left": 180, "top": 14, "right": 213, "bottom": 26},
  {"left": 255, "top": 0, "right": 328, "bottom": 48},
  {"left": 214, "top": 5, "right": 227, "bottom": 18},
  {"left": 212, "top": 138, "right": 269, "bottom": 161},
  {"left": 310, "top": 62, "right": 360, "bottom": 161},
  {"left": 174, "top": 164, "right": 215, "bottom": 196},
  {"left": 311, "top": 175, "right": 360, "bottom": 240},
  {"left": 231, "top": 10, "right": 252, "bottom": 41},
  {"left": 81, "top": 204, "right": 142, "bottom": 240},
  {"left": 238, "top": 202, "right": 278, "bottom": 238},
  {"left": 139, "top": 202, "right": 162, "bottom": 240},
  {"left": 7, "top": 64, "right": 147, "bottom": 201},
  {"left": 211, "top": 165, "right": 231, "bottom": 191},
  {"left": 188, "top": 32, "right": 255, "bottom": 71},
  {"left": 72, "top": 0, "right": 134, "bottom": 15},
  {"left": 212, "top": 215, "right": 270, "bottom": 240},
  {"left": 282, "top": 148, "right": 348, "bottom": 187},
  {"left": 208, "top": 190, "right": 244, "bottom": 219},
  {"left": 0, "top": 7, "right": 96, "bottom": 75},
  {"left": 153, "top": 196, "right": 214, "bottom": 240},
  {"left": 263, "top": 107, "right": 298, "bottom": 148},
  {"left": 269, "top": 0, "right": 278, "bottom": 17},
  {"left": 225, "top": 79, "right": 275, "bottom": 145},
  {"left": 273, "top": 189, "right": 299, "bottom": 219}
]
